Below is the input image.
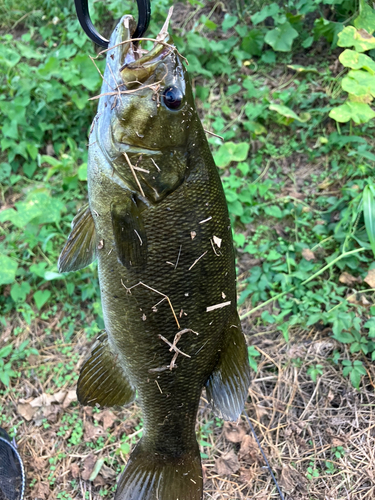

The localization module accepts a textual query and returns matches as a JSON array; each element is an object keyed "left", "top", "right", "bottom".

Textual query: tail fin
[{"left": 115, "top": 439, "right": 203, "bottom": 500}]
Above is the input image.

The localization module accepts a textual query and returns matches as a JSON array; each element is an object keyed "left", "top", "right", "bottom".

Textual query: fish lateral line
[{"left": 120, "top": 279, "right": 180, "bottom": 329}]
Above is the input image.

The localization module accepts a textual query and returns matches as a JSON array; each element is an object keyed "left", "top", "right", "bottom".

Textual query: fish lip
[{"left": 119, "top": 8, "right": 174, "bottom": 84}]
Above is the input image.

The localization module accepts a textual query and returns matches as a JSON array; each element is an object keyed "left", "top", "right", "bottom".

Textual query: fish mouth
[{"left": 118, "top": 8, "right": 174, "bottom": 88}]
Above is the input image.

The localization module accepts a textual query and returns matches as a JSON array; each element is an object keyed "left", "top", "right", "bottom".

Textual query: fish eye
[{"left": 162, "top": 86, "right": 183, "bottom": 110}]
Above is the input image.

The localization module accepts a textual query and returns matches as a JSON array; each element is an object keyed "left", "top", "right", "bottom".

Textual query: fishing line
[{"left": 242, "top": 408, "right": 285, "bottom": 500}]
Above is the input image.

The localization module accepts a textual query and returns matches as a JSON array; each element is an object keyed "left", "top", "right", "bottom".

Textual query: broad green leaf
[
  {"left": 332, "top": 330, "right": 355, "bottom": 343},
  {"left": 341, "top": 69, "right": 375, "bottom": 97},
  {"left": 269, "top": 104, "right": 311, "bottom": 123},
  {"left": 241, "top": 29, "right": 264, "bottom": 56},
  {"left": 0, "top": 256, "right": 18, "bottom": 286},
  {"left": 314, "top": 18, "right": 343, "bottom": 46},
  {"left": 222, "top": 14, "right": 238, "bottom": 33},
  {"left": 264, "top": 205, "right": 283, "bottom": 218},
  {"left": 264, "top": 22, "right": 298, "bottom": 52},
  {"left": 339, "top": 49, "right": 375, "bottom": 74},
  {"left": 214, "top": 142, "right": 250, "bottom": 168},
  {"left": 353, "top": 1, "right": 375, "bottom": 34},
  {"left": 363, "top": 185, "right": 375, "bottom": 257},
  {"left": 0, "top": 46, "right": 21, "bottom": 67},
  {"left": 33, "top": 290, "right": 51, "bottom": 310},
  {"left": 338, "top": 26, "right": 375, "bottom": 52},
  {"left": 251, "top": 3, "right": 279, "bottom": 25},
  {"left": 10, "top": 282, "right": 31, "bottom": 302},
  {"left": 329, "top": 101, "right": 375, "bottom": 123}
]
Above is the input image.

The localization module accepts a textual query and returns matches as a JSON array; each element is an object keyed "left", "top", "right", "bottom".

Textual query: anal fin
[
  {"left": 77, "top": 331, "right": 136, "bottom": 407},
  {"left": 205, "top": 314, "right": 251, "bottom": 421},
  {"left": 111, "top": 196, "right": 147, "bottom": 271},
  {"left": 58, "top": 203, "right": 97, "bottom": 273}
]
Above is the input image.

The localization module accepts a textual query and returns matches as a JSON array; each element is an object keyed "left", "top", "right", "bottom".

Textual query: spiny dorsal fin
[
  {"left": 205, "top": 314, "right": 251, "bottom": 421},
  {"left": 111, "top": 196, "right": 147, "bottom": 271},
  {"left": 58, "top": 204, "right": 97, "bottom": 273},
  {"left": 77, "top": 331, "right": 136, "bottom": 407}
]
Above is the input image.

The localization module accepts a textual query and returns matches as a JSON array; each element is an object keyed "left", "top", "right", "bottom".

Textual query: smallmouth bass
[{"left": 59, "top": 10, "right": 251, "bottom": 500}]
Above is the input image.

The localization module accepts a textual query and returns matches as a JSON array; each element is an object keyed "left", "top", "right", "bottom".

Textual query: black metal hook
[{"left": 74, "top": 0, "right": 151, "bottom": 48}]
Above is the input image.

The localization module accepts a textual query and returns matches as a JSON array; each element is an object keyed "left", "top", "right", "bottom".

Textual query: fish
[{"left": 58, "top": 9, "right": 251, "bottom": 500}]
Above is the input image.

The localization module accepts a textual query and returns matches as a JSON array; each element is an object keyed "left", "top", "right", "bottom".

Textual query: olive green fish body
[{"left": 59, "top": 13, "right": 251, "bottom": 500}]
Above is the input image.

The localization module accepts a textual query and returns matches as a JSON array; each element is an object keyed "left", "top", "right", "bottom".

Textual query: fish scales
[{"left": 59, "top": 10, "right": 251, "bottom": 500}]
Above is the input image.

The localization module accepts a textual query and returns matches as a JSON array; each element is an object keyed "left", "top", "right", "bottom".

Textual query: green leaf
[
  {"left": 353, "top": 1, "right": 375, "bottom": 35},
  {"left": 341, "top": 69, "right": 375, "bottom": 97},
  {"left": 214, "top": 142, "right": 250, "bottom": 168},
  {"left": 251, "top": 3, "right": 279, "bottom": 25},
  {"left": 363, "top": 185, "right": 375, "bottom": 257},
  {"left": 329, "top": 101, "right": 375, "bottom": 124},
  {"left": 33, "top": 290, "right": 51, "bottom": 310},
  {"left": 0, "top": 255, "right": 18, "bottom": 285},
  {"left": 314, "top": 18, "right": 343, "bottom": 46},
  {"left": 269, "top": 103, "right": 311, "bottom": 123},
  {"left": 241, "top": 29, "right": 264, "bottom": 56},
  {"left": 264, "top": 205, "right": 283, "bottom": 218},
  {"left": 350, "top": 368, "right": 362, "bottom": 389},
  {"left": 10, "top": 281, "right": 31, "bottom": 302},
  {"left": 338, "top": 26, "right": 375, "bottom": 52},
  {"left": 23, "top": 162, "right": 37, "bottom": 179},
  {"left": 265, "top": 22, "right": 298, "bottom": 52},
  {"left": 332, "top": 330, "right": 355, "bottom": 343},
  {"left": 0, "top": 345, "right": 12, "bottom": 358},
  {"left": 222, "top": 15, "right": 238, "bottom": 33},
  {"left": 339, "top": 49, "right": 375, "bottom": 74},
  {"left": 78, "top": 162, "right": 88, "bottom": 181}
]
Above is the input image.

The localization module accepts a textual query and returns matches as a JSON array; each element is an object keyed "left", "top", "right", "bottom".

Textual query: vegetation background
[{"left": 1, "top": 0, "right": 375, "bottom": 498}]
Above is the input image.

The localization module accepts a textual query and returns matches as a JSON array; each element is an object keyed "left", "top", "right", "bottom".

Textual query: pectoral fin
[
  {"left": 111, "top": 197, "right": 147, "bottom": 271},
  {"left": 205, "top": 315, "right": 251, "bottom": 421},
  {"left": 58, "top": 204, "right": 97, "bottom": 272},
  {"left": 77, "top": 331, "right": 136, "bottom": 407}
]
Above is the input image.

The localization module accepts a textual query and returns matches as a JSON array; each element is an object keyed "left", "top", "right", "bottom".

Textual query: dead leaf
[
  {"left": 17, "top": 403, "right": 37, "bottom": 421},
  {"left": 239, "top": 467, "right": 255, "bottom": 484},
  {"left": 214, "top": 450, "right": 239, "bottom": 475},
  {"left": 63, "top": 390, "right": 77, "bottom": 408},
  {"left": 347, "top": 293, "right": 370, "bottom": 306},
  {"left": 279, "top": 464, "right": 295, "bottom": 493},
  {"left": 94, "top": 409, "right": 116, "bottom": 430},
  {"left": 223, "top": 422, "right": 246, "bottom": 443},
  {"left": 71, "top": 463, "right": 80, "bottom": 478},
  {"left": 279, "top": 464, "right": 307, "bottom": 494},
  {"left": 100, "top": 463, "right": 116, "bottom": 479},
  {"left": 81, "top": 454, "right": 97, "bottom": 481},
  {"left": 238, "top": 435, "right": 261, "bottom": 464},
  {"left": 93, "top": 475, "right": 106, "bottom": 487},
  {"left": 84, "top": 421, "right": 104, "bottom": 441},
  {"left": 331, "top": 436, "right": 346, "bottom": 447},
  {"left": 339, "top": 272, "right": 362, "bottom": 286},
  {"left": 33, "top": 482, "right": 50, "bottom": 499},
  {"left": 364, "top": 269, "right": 375, "bottom": 288},
  {"left": 302, "top": 248, "right": 315, "bottom": 261},
  {"left": 30, "top": 391, "right": 66, "bottom": 407}
]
